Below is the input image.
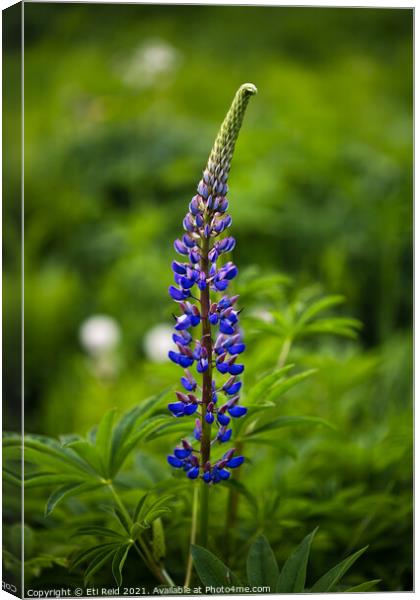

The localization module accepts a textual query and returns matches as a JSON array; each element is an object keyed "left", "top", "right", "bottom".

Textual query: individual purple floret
[{"left": 166, "top": 83, "right": 257, "bottom": 484}]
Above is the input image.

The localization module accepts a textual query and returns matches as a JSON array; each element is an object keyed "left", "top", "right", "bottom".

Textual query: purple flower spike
[{"left": 167, "top": 83, "right": 256, "bottom": 482}]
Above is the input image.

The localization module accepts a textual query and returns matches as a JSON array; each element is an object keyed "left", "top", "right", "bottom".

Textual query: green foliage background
[{"left": 3, "top": 4, "right": 412, "bottom": 593}]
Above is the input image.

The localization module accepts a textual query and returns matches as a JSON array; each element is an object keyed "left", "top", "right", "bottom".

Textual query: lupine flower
[{"left": 167, "top": 83, "right": 257, "bottom": 484}]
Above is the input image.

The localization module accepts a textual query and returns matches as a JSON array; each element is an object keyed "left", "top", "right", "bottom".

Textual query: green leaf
[
  {"left": 66, "top": 441, "right": 104, "bottom": 477},
  {"left": 72, "top": 543, "right": 120, "bottom": 569},
  {"left": 112, "top": 544, "right": 131, "bottom": 587},
  {"left": 276, "top": 528, "right": 317, "bottom": 592},
  {"left": 296, "top": 295, "right": 345, "bottom": 327},
  {"left": 45, "top": 483, "right": 85, "bottom": 516},
  {"left": 266, "top": 369, "right": 317, "bottom": 402},
  {"left": 345, "top": 579, "right": 381, "bottom": 592},
  {"left": 192, "top": 545, "right": 241, "bottom": 587},
  {"left": 74, "top": 526, "right": 127, "bottom": 541},
  {"left": 247, "top": 535, "right": 279, "bottom": 590},
  {"left": 25, "top": 473, "right": 87, "bottom": 488},
  {"left": 133, "top": 494, "right": 173, "bottom": 527},
  {"left": 45, "top": 482, "right": 103, "bottom": 516},
  {"left": 84, "top": 547, "right": 116, "bottom": 583},
  {"left": 133, "top": 493, "right": 149, "bottom": 522},
  {"left": 113, "top": 507, "right": 131, "bottom": 534},
  {"left": 246, "top": 366, "right": 294, "bottom": 404},
  {"left": 311, "top": 546, "right": 368, "bottom": 592},
  {"left": 110, "top": 391, "right": 171, "bottom": 474},
  {"left": 23, "top": 437, "right": 95, "bottom": 475},
  {"left": 247, "top": 416, "right": 335, "bottom": 438},
  {"left": 111, "top": 416, "right": 172, "bottom": 476},
  {"left": 95, "top": 408, "right": 116, "bottom": 476},
  {"left": 301, "top": 318, "right": 361, "bottom": 339}
]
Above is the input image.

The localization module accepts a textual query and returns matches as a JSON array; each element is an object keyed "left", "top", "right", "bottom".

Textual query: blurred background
[{"left": 4, "top": 3, "right": 412, "bottom": 591}]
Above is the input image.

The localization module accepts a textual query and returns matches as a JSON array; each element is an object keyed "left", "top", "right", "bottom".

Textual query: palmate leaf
[
  {"left": 192, "top": 545, "right": 241, "bottom": 587},
  {"left": 276, "top": 528, "right": 318, "bottom": 593},
  {"left": 247, "top": 535, "right": 279, "bottom": 591},
  {"left": 311, "top": 546, "right": 368, "bottom": 592}
]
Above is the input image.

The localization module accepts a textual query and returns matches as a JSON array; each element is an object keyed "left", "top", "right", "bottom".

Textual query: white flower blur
[
  {"left": 79, "top": 315, "right": 121, "bottom": 356},
  {"left": 143, "top": 324, "right": 174, "bottom": 363}
]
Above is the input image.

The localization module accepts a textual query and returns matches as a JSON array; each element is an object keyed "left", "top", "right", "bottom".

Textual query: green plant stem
[
  {"left": 184, "top": 484, "right": 199, "bottom": 587},
  {"left": 108, "top": 484, "right": 175, "bottom": 587}
]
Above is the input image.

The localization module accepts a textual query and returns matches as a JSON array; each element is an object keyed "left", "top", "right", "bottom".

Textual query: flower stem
[
  {"left": 198, "top": 234, "right": 212, "bottom": 546},
  {"left": 184, "top": 484, "right": 199, "bottom": 587}
]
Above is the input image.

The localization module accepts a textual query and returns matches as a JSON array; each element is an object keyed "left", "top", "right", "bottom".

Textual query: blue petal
[
  {"left": 190, "top": 315, "right": 201, "bottom": 327},
  {"left": 169, "top": 286, "right": 188, "bottom": 301},
  {"left": 172, "top": 261, "right": 187, "bottom": 275},
  {"left": 181, "top": 377, "right": 196, "bottom": 391},
  {"left": 228, "top": 406, "right": 247, "bottom": 418},
  {"left": 168, "top": 401, "right": 186, "bottom": 413},
  {"left": 218, "top": 468, "right": 231, "bottom": 480},
  {"left": 216, "top": 362, "right": 229, "bottom": 374},
  {"left": 228, "top": 364, "right": 244, "bottom": 375},
  {"left": 217, "top": 413, "right": 230, "bottom": 426},
  {"left": 187, "top": 466, "right": 200, "bottom": 479},
  {"left": 168, "top": 351, "right": 180, "bottom": 365},
  {"left": 179, "top": 355, "right": 194, "bottom": 368},
  {"left": 218, "top": 429, "right": 232, "bottom": 443},
  {"left": 226, "top": 456, "right": 244, "bottom": 469},
  {"left": 174, "top": 448, "right": 192, "bottom": 459},
  {"left": 167, "top": 455, "right": 184, "bottom": 468},
  {"left": 174, "top": 240, "right": 188, "bottom": 255},
  {"left": 228, "top": 343, "right": 246, "bottom": 355},
  {"left": 175, "top": 315, "right": 192, "bottom": 331},
  {"left": 179, "top": 277, "right": 195, "bottom": 290},
  {"left": 225, "top": 266, "right": 238, "bottom": 280},
  {"left": 224, "top": 381, "right": 242, "bottom": 395},
  {"left": 205, "top": 412, "right": 214, "bottom": 424},
  {"left": 215, "top": 280, "right": 229, "bottom": 291},
  {"left": 183, "top": 403, "right": 198, "bottom": 415}
]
